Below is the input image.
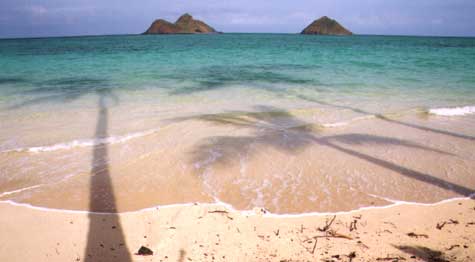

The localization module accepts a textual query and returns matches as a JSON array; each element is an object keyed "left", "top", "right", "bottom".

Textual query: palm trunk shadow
[
  {"left": 84, "top": 93, "right": 132, "bottom": 262},
  {"left": 314, "top": 137, "right": 474, "bottom": 197},
  {"left": 296, "top": 94, "right": 475, "bottom": 141}
]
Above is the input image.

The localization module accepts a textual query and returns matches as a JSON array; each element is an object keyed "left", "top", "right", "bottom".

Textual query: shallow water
[{"left": 0, "top": 34, "right": 474, "bottom": 213}]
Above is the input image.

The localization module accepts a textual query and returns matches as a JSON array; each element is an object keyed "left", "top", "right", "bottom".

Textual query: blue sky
[{"left": 1, "top": 0, "right": 474, "bottom": 38}]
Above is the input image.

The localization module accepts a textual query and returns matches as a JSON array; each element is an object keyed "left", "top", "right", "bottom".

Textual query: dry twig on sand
[
  {"left": 318, "top": 215, "right": 336, "bottom": 232},
  {"left": 407, "top": 232, "right": 429, "bottom": 238}
]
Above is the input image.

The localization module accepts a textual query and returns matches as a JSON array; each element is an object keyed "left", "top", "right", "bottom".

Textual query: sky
[{"left": 1, "top": 0, "right": 475, "bottom": 38}]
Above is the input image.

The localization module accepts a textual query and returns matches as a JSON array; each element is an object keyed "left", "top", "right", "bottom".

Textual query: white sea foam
[
  {"left": 1, "top": 128, "right": 160, "bottom": 154},
  {"left": 1, "top": 194, "right": 473, "bottom": 217},
  {"left": 0, "top": 184, "right": 43, "bottom": 197},
  {"left": 429, "top": 105, "right": 475, "bottom": 116}
]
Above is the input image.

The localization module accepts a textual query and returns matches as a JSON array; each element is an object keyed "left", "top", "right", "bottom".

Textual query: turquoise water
[
  {"left": 1, "top": 34, "right": 475, "bottom": 108},
  {"left": 1, "top": 34, "right": 475, "bottom": 213},
  {"left": 2, "top": 33, "right": 475, "bottom": 152}
]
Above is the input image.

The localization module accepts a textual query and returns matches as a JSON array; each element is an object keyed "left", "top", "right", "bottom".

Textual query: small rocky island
[
  {"left": 301, "top": 16, "right": 352, "bottom": 35},
  {"left": 143, "top": 13, "right": 218, "bottom": 34}
]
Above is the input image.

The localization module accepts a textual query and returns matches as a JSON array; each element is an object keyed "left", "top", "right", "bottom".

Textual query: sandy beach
[{"left": 1, "top": 197, "right": 474, "bottom": 262}]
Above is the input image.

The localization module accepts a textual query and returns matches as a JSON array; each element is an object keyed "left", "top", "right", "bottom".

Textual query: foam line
[
  {"left": 429, "top": 105, "right": 475, "bottom": 116},
  {"left": 0, "top": 185, "right": 43, "bottom": 197},
  {"left": 1, "top": 193, "right": 473, "bottom": 217},
  {"left": 1, "top": 128, "right": 160, "bottom": 154}
]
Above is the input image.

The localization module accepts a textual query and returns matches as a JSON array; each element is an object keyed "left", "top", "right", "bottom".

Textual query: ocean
[{"left": 1, "top": 34, "right": 474, "bottom": 214}]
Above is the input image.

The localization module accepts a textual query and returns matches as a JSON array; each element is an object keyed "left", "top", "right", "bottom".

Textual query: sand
[{"left": 0, "top": 197, "right": 474, "bottom": 262}]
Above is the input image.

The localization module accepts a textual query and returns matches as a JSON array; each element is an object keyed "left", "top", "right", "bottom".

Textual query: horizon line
[{"left": 1, "top": 32, "right": 475, "bottom": 41}]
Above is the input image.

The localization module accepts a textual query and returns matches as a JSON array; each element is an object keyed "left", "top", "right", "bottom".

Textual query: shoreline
[{"left": 1, "top": 193, "right": 474, "bottom": 217}]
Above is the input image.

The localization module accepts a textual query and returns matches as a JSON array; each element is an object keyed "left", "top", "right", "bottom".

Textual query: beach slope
[{"left": 0, "top": 198, "right": 474, "bottom": 261}]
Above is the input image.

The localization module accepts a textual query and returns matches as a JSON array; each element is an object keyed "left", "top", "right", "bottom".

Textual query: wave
[
  {"left": 429, "top": 105, "right": 475, "bottom": 116},
  {"left": 1, "top": 128, "right": 160, "bottom": 154}
]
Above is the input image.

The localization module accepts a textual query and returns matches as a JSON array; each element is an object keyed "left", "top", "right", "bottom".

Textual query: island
[
  {"left": 143, "top": 13, "right": 218, "bottom": 34},
  {"left": 301, "top": 16, "right": 352, "bottom": 35}
]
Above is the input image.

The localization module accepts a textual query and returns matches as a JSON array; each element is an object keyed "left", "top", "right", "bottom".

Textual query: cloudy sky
[{"left": 1, "top": 0, "right": 474, "bottom": 38}]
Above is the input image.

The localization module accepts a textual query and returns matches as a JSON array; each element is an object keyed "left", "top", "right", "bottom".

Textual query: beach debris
[
  {"left": 383, "top": 221, "right": 397, "bottom": 228},
  {"left": 274, "top": 229, "right": 280, "bottom": 236},
  {"left": 446, "top": 245, "right": 460, "bottom": 251},
  {"left": 449, "top": 219, "right": 459, "bottom": 224},
  {"left": 208, "top": 210, "right": 229, "bottom": 214},
  {"left": 436, "top": 219, "right": 459, "bottom": 230},
  {"left": 318, "top": 215, "right": 336, "bottom": 232},
  {"left": 436, "top": 222, "right": 446, "bottom": 230},
  {"left": 376, "top": 256, "right": 406, "bottom": 261},
  {"left": 327, "top": 230, "right": 353, "bottom": 240},
  {"left": 407, "top": 232, "right": 429, "bottom": 238},
  {"left": 136, "top": 246, "right": 153, "bottom": 256},
  {"left": 252, "top": 207, "right": 268, "bottom": 215},
  {"left": 301, "top": 229, "right": 353, "bottom": 255},
  {"left": 349, "top": 220, "right": 358, "bottom": 232},
  {"left": 348, "top": 251, "right": 356, "bottom": 262},
  {"left": 356, "top": 240, "right": 369, "bottom": 249},
  {"left": 208, "top": 209, "right": 234, "bottom": 220}
]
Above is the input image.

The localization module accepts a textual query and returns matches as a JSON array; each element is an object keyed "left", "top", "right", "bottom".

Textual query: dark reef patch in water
[{"left": 165, "top": 65, "right": 315, "bottom": 95}]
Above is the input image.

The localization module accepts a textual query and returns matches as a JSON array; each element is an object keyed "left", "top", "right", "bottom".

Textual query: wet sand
[
  {"left": 1, "top": 111, "right": 475, "bottom": 213},
  {"left": 1, "top": 197, "right": 474, "bottom": 262}
]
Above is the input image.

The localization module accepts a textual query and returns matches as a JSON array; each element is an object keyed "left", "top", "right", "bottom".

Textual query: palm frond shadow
[
  {"left": 171, "top": 105, "right": 473, "bottom": 197},
  {"left": 6, "top": 77, "right": 114, "bottom": 110}
]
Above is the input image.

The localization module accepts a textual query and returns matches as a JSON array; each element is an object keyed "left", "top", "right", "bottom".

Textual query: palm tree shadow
[
  {"left": 5, "top": 77, "right": 132, "bottom": 260},
  {"left": 84, "top": 89, "right": 132, "bottom": 262},
  {"left": 174, "top": 105, "right": 473, "bottom": 199}
]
